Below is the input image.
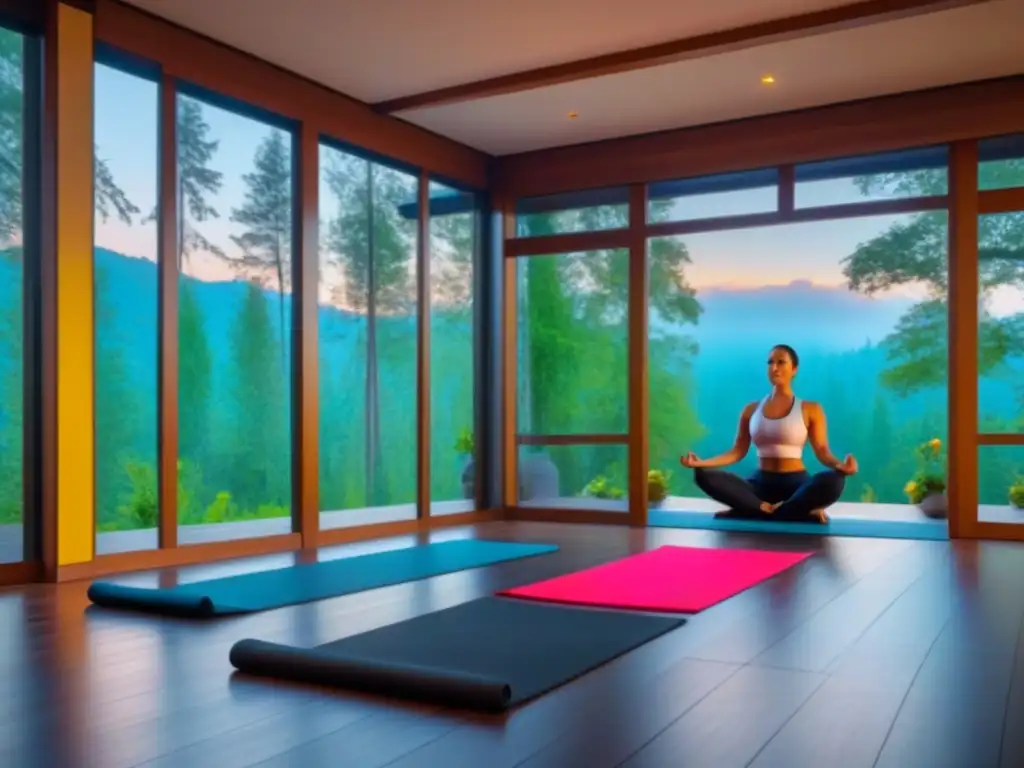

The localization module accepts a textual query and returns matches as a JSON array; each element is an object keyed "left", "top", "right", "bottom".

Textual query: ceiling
[{"left": 123, "top": 0, "right": 1024, "bottom": 156}]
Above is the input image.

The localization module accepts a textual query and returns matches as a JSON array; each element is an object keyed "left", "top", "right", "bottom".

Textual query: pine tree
[
  {"left": 228, "top": 281, "right": 286, "bottom": 510},
  {"left": 229, "top": 129, "right": 291, "bottom": 364},
  {"left": 323, "top": 152, "right": 414, "bottom": 506}
]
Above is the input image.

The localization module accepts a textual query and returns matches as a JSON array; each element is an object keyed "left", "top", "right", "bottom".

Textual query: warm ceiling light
[
  {"left": 760, "top": 74, "right": 776, "bottom": 85},
  {"left": 567, "top": 110, "right": 579, "bottom": 119}
]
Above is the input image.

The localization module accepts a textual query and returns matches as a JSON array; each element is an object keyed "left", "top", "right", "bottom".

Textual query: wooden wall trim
[
  {"left": 495, "top": 77, "right": 1024, "bottom": 198},
  {"left": 93, "top": 0, "right": 490, "bottom": 189}
]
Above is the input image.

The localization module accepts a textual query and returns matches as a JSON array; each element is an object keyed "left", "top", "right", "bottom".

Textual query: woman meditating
[{"left": 680, "top": 344, "right": 857, "bottom": 524}]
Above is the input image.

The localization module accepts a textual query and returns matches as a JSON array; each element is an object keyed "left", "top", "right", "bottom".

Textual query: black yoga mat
[{"left": 230, "top": 596, "right": 685, "bottom": 712}]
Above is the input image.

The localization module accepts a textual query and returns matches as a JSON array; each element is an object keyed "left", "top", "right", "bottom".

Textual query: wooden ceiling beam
[{"left": 374, "top": 0, "right": 992, "bottom": 114}]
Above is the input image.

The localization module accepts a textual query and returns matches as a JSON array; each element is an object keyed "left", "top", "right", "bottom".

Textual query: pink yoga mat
[{"left": 498, "top": 545, "right": 813, "bottom": 613}]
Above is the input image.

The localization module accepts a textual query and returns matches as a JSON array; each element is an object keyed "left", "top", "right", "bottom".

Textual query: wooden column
[
  {"left": 43, "top": 0, "right": 96, "bottom": 569},
  {"left": 499, "top": 199, "right": 518, "bottom": 508},
  {"left": 157, "top": 74, "right": 178, "bottom": 549},
  {"left": 416, "top": 170, "right": 431, "bottom": 519},
  {"left": 293, "top": 124, "right": 319, "bottom": 546},
  {"left": 946, "top": 140, "right": 979, "bottom": 539},
  {"left": 627, "top": 184, "right": 649, "bottom": 527}
]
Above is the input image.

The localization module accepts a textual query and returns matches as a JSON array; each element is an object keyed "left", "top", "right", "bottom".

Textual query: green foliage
[
  {"left": 904, "top": 438, "right": 946, "bottom": 504},
  {"left": 845, "top": 167, "right": 1024, "bottom": 395},
  {"left": 1009, "top": 477, "right": 1024, "bottom": 509},
  {"left": 454, "top": 428, "right": 474, "bottom": 456},
  {"left": 647, "top": 469, "right": 670, "bottom": 502},
  {"left": 583, "top": 475, "right": 625, "bottom": 500}
]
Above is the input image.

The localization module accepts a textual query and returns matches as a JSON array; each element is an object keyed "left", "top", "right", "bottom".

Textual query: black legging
[{"left": 694, "top": 467, "right": 845, "bottom": 522}]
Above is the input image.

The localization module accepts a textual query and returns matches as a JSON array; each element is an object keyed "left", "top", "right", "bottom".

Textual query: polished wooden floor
[{"left": 3, "top": 521, "right": 1024, "bottom": 768}]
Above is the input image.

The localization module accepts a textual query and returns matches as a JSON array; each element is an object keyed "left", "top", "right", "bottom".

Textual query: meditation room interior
[{"left": 3, "top": 0, "right": 1024, "bottom": 765}]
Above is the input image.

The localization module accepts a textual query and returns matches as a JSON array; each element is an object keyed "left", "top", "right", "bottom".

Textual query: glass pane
[
  {"left": 517, "top": 443, "right": 628, "bottom": 512},
  {"left": 0, "top": 28, "right": 24, "bottom": 564},
  {"left": 517, "top": 249, "right": 628, "bottom": 435},
  {"left": 978, "top": 133, "right": 1024, "bottom": 191},
  {"left": 979, "top": 444, "right": 1024, "bottom": 524},
  {"left": 175, "top": 93, "right": 293, "bottom": 543},
  {"left": 978, "top": 212, "right": 1024, "bottom": 432},
  {"left": 429, "top": 181, "right": 476, "bottom": 516},
  {"left": 516, "top": 188, "right": 628, "bottom": 237},
  {"left": 794, "top": 146, "right": 948, "bottom": 209},
  {"left": 318, "top": 144, "right": 419, "bottom": 529},
  {"left": 647, "top": 168, "right": 778, "bottom": 224},
  {"left": 93, "top": 63, "right": 159, "bottom": 554},
  {"left": 648, "top": 211, "right": 949, "bottom": 533}
]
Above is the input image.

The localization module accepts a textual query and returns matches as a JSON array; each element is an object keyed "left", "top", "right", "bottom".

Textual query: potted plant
[
  {"left": 648, "top": 469, "right": 670, "bottom": 507},
  {"left": 904, "top": 437, "right": 947, "bottom": 519},
  {"left": 582, "top": 475, "right": 625, "bottom": 500},
  {"left": 454, "top": 428, "right": 475, "bottom": 500},
  {"left": 1010, "top": 476, "right": 1024, "bottom": 510}
]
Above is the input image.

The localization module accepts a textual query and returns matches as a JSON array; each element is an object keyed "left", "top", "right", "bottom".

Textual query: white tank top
[{"left": 749, "top": 395, "right": 808, "bottom": 459}]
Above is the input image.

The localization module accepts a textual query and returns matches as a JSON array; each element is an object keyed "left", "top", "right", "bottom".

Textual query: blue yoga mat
[
  {"left": 648, "top": 510, "right": 948, "bottom": 541},
  {"left": 87, "top": 539, "right": 559, "bottom": 617}
]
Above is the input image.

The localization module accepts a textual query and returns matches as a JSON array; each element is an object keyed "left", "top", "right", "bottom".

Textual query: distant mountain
[{"left": 667, "top": 279, "right": 916, "bottom": 354}]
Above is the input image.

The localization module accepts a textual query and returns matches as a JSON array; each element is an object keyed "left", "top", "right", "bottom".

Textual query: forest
[{"left": 0, "top": 27, "right": 1022, "bottom": 541}]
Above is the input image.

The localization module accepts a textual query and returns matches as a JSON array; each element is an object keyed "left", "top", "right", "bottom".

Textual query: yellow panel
[{"left": 56, "top": 3, "right": 95, "bottom": 566}]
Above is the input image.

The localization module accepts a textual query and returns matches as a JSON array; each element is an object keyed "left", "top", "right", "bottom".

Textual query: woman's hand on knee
[
  {"left": 834, "top": 454, "right": 858, "bottom": 475},
  {"left": 680, "top": 452, "right": 704, "bottom": 469}
]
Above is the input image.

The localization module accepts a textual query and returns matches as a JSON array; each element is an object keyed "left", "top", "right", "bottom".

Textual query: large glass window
[
  {"left": 428, "top": 182, "right": 476, "bottom": 516},
  {"left": 93, "top": 62, "right": 159, "bottom": 555},
  {"left": 977, "top": 212, "right": 1024, "bottom": 433},
  {"left": 516, "top": 248, "right": 628, "bottom": 510},
  {"left": 794, "top": 146, "right": 948, "bottom": 208},
  {"left": 978, "top": 134, "right": 1024, "bottom": 191},
  {"left": 318, "top": 144, "right": 418, "bottom": 528},
  {"left": 516, "top": 187, "right": 628, "bottom": 236},
  {"left": 649, "top": 205, "right": 949, "bottom": 528},
  {"left": 0, "top": 26, "right": 24, "bottom": 564},
  {"left": 175, "top": 91, "right": 294, "bottom": 543},
  {"left": 648, "top": 168, "right": 778, "bottom": 224},
  {"left": 517, "top": 250, "right": 628, "bottom": 436},
  {"left": 979, "top": 445, "right": 1024, "bottom": 525}
]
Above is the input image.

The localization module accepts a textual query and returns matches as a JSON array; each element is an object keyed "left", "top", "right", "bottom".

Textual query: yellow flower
[
  {"left": 928, "top": 438, "right": 941, "bottom": 456},
  {"left": 904, "top": 481, "right": 918, "bottom": 495}
]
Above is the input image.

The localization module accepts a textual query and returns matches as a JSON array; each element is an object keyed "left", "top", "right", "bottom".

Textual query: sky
[{"left": 92, "top": 63, "right": 1023, "bottom": 319}]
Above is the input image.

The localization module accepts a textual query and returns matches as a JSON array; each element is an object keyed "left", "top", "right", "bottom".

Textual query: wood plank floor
[{"left": 2, "top": 520, "right": 1024, "bottom": 768}]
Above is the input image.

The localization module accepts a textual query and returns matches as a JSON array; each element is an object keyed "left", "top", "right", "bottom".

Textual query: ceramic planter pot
[{"left": 918, "top": 491, "right": 948, "bottom": 519}]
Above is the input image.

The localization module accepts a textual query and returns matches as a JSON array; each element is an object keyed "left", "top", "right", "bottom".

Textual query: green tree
[
  {"left": 842, "top": 165, "right": 1024, "bottom": 394},
  {"left": 323, "top": 152, "right": 414, "bottom": 506},
  {"left": 229, "top": 129, "right": 291, "bottom": 362},
  {"left": 228, "top": 281, "right": 287, "bottom": 510},
  {"left": 169, "top": 97, "right": 223, "bottom": 489}
]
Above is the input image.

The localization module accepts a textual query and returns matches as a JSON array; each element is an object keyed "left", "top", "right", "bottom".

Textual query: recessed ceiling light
[
  {"left": 761, "top": 75, "right": 776, "bottom": 85},
  {"left": 567, "top": 110, "right": 579, "bottom": 119}
]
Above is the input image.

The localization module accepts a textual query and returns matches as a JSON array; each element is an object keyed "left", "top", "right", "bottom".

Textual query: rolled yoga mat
[
  {"left": 87, "top": 539, "right": 559, "bottom": 618},
  {"left": 229, "top": 596, "right": 685, "bottom": 712},
  {"left": 499, "top": 545, "right": 813, "bottom": 613}
]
